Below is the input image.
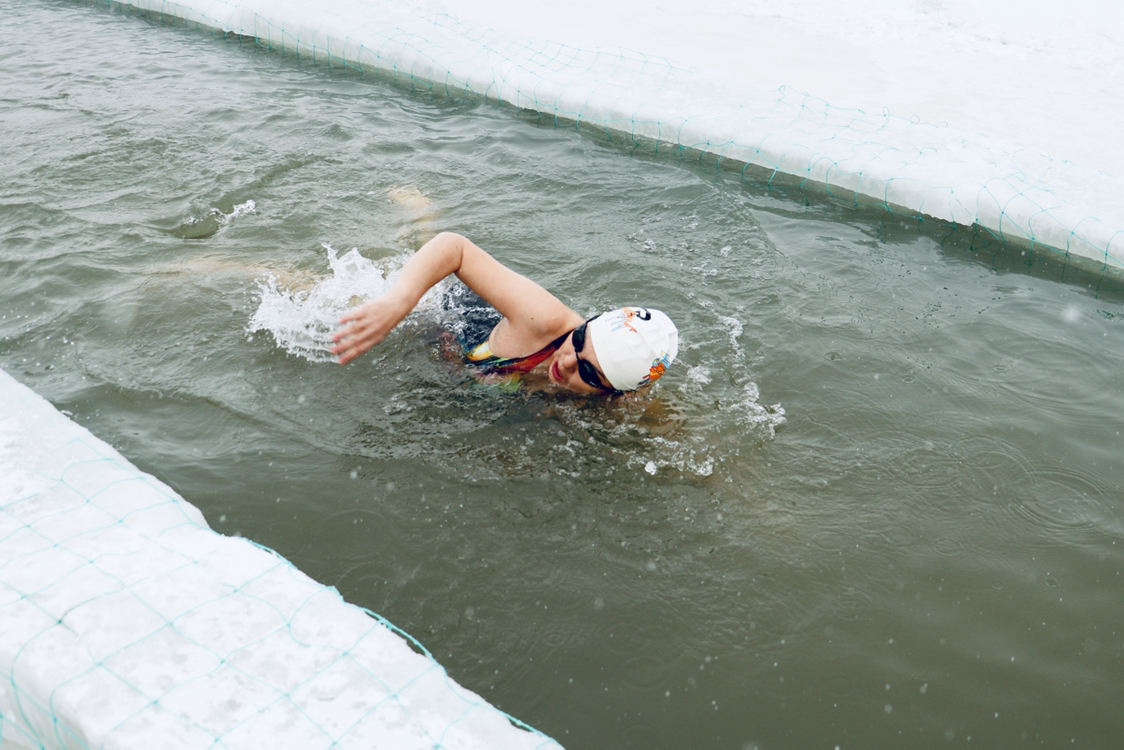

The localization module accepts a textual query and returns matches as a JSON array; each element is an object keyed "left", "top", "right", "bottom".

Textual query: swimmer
[{"left": 330, "top": 231, "right": 678, "bottom": 395}]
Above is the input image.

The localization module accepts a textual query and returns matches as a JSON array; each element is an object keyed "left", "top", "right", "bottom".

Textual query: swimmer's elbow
[
  {"left": 433, "top": 230, "right": 467, "bottom": 247},
  {"left": 429, "top": 231, "right": 475, "bottom": 271}
]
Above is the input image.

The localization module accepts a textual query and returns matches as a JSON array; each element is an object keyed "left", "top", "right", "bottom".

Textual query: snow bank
[
  {"left": 0, "top": 368, "right": 561, "bottom": 750},
  {"left": 97, "top": 0, "right": 1124, "bottom": 270}
]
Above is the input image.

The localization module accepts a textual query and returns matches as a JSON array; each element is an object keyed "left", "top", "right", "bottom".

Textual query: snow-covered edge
[{"left": 0, "top": 365, "right": 561, "bottom": 750}]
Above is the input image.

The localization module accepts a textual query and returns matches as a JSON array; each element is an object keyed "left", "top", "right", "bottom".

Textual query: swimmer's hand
[{"left": 331, "top": 294, "right": 412, "bottom": 365}]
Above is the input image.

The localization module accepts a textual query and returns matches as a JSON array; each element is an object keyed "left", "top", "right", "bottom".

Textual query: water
[{"left": 3, "top": 2, "right": 1124, "bottom": 748}]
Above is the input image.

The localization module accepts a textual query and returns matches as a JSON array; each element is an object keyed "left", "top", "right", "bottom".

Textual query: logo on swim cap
[
  {"left": 587, "top": 307, "right": 678, "bottom": 391},
  {"left": 641, "top": 352, "right": 672, "bottom": 387}
]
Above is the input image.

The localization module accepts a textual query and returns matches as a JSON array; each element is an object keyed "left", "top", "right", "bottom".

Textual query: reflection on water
[{"left": 3, "top": 2, "right": 1124, "bottom": 749}]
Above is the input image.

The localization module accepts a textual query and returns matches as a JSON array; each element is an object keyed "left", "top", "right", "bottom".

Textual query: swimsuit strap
[{"left": 465, "top": 328, "right": 573, "bottom": 374}]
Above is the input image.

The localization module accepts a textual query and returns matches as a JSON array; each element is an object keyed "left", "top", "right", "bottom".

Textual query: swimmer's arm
[{"left": 331, "top": 232, "right": 573, "bottom": 364}]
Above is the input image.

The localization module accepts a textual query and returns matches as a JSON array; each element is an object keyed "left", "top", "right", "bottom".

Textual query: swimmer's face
[{"left": 548, "top": 323, "right": 615, "bottom": 395}]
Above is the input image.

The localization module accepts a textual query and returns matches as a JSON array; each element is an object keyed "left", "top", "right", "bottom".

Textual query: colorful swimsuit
[
  {"left": 464, "top": 330, "right": 571, "bottom": 374},
  {"left": 441, "top": 284, "right": 571, "bottom": 387}
]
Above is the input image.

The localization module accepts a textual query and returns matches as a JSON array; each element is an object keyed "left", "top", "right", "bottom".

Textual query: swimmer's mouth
[{"left": 550, "top": 359, "right": 562, "bottom": 384}]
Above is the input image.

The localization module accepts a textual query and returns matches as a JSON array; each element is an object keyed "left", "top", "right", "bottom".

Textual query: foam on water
[
  {"left": 529, "top": 364, "right": 785, "bottom": 482},
  {"left": 174, "top": 199, "right": 258, "bottom": 240}
]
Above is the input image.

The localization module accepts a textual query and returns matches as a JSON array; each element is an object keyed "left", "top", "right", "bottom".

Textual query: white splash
[
  {"left": 719, "top": 315, "right": 745, "bottom": 363},
  {"left": 208, "top": 199, "right": 256, "bottom": 225},
  {"left": 228, "top": 199, "right": 257, "bottom": 220},
  {"left": 733, "top": 382, "right": 786, "bottom": 437},
  {"left": 247, "top": 245, "right": 402, "bottom": 362}
]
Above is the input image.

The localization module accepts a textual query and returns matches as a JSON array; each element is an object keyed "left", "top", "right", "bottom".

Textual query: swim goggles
[{"left": 571, "top": 318, "right": 616, "bottom": 393}]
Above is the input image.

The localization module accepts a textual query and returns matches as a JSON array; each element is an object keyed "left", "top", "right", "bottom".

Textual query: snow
[
  {"left": 0, "top": 368, "right": 561, "bottom": 750},
  {"left": 450, "top": 0, "right": 1124, "bottom": 186},
  {"left": 476, "top": 0, "right": 1124, "bottom": 172}
]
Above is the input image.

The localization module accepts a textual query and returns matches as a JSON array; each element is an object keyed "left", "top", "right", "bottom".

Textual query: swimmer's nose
[{"left": 558, "top": 350, "right": 578, "bottom": 373}]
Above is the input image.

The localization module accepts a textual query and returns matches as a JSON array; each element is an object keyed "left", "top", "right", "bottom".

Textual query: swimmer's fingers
[
  {"left": 330, "top": 326, "right": 376, "bottom": 365},
  {"left": 331, "top": 298, "right": 404, "bottom": 364},
  {"left": 331, "top": 319, "right": 386, "bottom": 364}
]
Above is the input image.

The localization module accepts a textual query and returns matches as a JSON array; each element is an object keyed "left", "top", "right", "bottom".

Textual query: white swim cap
[{"left": 587, "top": 307, "right": 678, "bottom": 391}]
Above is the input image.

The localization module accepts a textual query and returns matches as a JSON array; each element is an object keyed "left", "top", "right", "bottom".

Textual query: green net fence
[
  {"left": 87, "top": 0, "right": 1124, "bottom": 274},
  {"left": 0, "top": 368, "right": 561, "bottom": 749}
]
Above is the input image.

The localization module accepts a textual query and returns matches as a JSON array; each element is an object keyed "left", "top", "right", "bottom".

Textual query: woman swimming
[{"left": 330, "top": 232, "right": 678, "bottom": 395}]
